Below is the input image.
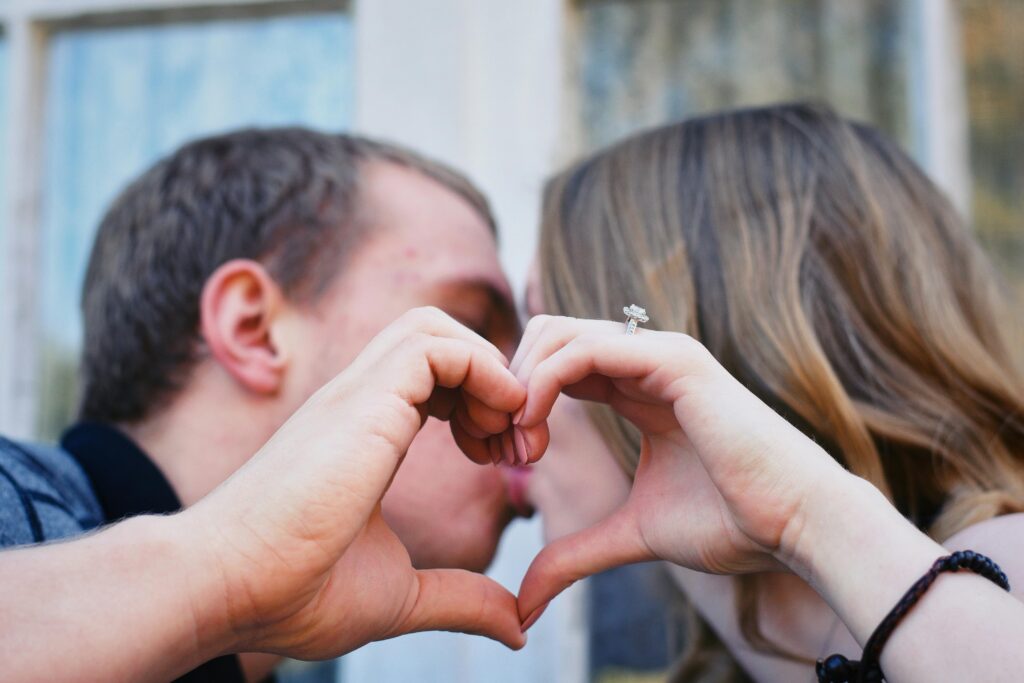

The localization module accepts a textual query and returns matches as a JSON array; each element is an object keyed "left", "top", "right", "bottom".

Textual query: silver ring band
[{"left": 623, "top": 304, "right": 649, "bottom": 335}]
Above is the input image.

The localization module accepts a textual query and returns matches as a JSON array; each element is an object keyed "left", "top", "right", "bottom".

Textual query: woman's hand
[
  {"left": 511, "top": 315, "right": 854, "bottom": 627},
  {"left": 513, "top": 315, "right": 1024, "bottom": 683},
  {"left": 186, "top": 307, "right": 528, "bottom": 659},
  {"left": 508, "top": 393, "right": 631, "bottom": 542}
]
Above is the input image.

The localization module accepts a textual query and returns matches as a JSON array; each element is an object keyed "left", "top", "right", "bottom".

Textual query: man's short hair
[{"left": 79, "top": 127, "right": 495, "bottom": 424}]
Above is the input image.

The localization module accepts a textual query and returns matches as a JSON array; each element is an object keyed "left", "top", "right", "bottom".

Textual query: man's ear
[{"left": 199, "top": 259, "right": 289, "bottom": 395}]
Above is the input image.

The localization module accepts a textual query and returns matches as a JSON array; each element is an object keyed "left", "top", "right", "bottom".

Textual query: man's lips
[{"left": 502, "top": 465, "right": 535, "bottom": 518}]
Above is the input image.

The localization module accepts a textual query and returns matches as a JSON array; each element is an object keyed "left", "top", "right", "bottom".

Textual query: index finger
[
  {"left": 353, "top": 306, "right": 509, "bottom": 376},
  {"left": 517, "top": 508, "right": 652, "bottom": 630}
]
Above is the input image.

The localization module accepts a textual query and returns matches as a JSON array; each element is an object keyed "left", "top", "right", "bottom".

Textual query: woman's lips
[{"left": 502, "top": 465, "right": 535, "bottom": 518}]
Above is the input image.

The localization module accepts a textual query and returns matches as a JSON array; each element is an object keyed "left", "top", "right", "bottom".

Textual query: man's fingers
[
  {"left": 399, "top": 569, "right": 527, "bottom": 650},
  {"left": 417, "top": 337, "right": 526, "bottom": 413},
  {"left": 394, "top": 307, "right": 506, "bottom": 361},
  {"left": 461, "top": 393, "right": 510, "bottom": 435},
  {"left": 355, "top": 306, "right": 507, "bottom": 375},
  {"left": 450, "top": 421, "right": 494, "bottom": 465},
  {"left": 374, "top": 335, "right": 526, "bottom": 467},
  {"left": 424, "top": 387, "right": 458, "bottom": 422},
  {"left": 516, "top": 509, "right": 652, "bottom": 629}
]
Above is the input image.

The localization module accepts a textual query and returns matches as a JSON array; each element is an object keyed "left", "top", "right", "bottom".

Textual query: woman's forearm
[
  {"left": 0, "top": 514, "right": 231, "bottom": 683},
  {"left": 784, "top": 472, "right": 1024, "bottom": 682}
]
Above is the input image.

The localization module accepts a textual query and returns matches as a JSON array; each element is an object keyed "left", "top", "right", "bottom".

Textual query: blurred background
[{"left": 0, "top": 1, "right": 1020, "bottom": 681}]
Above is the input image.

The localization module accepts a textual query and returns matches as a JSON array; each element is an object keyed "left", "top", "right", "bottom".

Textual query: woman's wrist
[
  {"left": 776, "top": 468, "right": 946, "bottom": 645},
  {"left": 777, "top": 470, "right": 889, "bottom": 581}
]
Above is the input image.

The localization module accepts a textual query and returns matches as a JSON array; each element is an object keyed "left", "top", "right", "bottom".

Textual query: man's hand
[
  {"left": 186, "top": 307, "right": 529, "bottom": 658},
  {"left": 0, "top": 308, "right": 529, "bottom": 683}
]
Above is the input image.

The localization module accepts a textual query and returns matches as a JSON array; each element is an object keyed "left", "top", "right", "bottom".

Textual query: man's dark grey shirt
[
  {"left": 0, "top": 436, "right": 103, "bottom": 547},
  {"left": 0, "top": 426, "right": 249, "bottom": 683}
]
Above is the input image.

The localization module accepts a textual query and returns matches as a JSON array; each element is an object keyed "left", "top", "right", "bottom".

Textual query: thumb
[
  {"left": 517, "top": 508, "right": 652, "bottom": 630},
  {"left": 397, "top": 569, "right": 527, "bottom": 650}
]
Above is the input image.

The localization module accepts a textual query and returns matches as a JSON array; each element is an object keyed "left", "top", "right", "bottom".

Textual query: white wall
[
  {"left": 348, "top": 1, "right": 588, "bottom": 681},
  {"left": 354, "top": 0, "right": 568, "bottom": 295}
]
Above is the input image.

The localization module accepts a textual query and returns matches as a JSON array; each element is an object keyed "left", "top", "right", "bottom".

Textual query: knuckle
[
  {"left": 678, "top": 333, "right": 713, "bottom": 360},
  {"left": 529, "top": 360, "right": 554, "bottom": 386},
  {"left": 571, "top": 333, "right": 601, "bottom": 351},
  {"left": 405, "top": 331, "right": 435, "bottom": 354},
  {"left": 403, "top": 306, "right": 446, "bottom": 329},
  {"left": 525, "top": 314, "right": 553, "bottom": 335}
]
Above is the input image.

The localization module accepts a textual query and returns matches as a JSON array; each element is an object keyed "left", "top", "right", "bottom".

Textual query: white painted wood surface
[
  {"left": 908, "top": 0, "right": 971, "bottom": 218},
  {"left": 0, "top": 16, "right": 47, "bottom": 440},
  {"left": 350, "top": 1, "right": 588, "bottom": 680}
]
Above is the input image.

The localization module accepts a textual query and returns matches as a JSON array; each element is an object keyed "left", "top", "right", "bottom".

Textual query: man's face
[{"left": 286, "top": 161, "right": 520, "bottom": 572}]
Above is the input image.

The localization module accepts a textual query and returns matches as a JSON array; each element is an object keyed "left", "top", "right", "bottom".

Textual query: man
[{"left": 0, "top": 128, "right": 526, "bottom": 680}]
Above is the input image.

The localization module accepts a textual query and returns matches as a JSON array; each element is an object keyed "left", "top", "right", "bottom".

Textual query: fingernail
[
  {"left": 489, "top": 436, "right": 501, "bottom": 466},
  {"left": 501, "top": 430, "right": 515, "bottom": 466},
  {"left": 512, "top": 404, "right": 526, "bottom": 426},
  {"left": 514, "top": 427, "right": 530, "bottom": 465},
  {"left": 520, "top": 601, "right": 550, "bottom": 632}
]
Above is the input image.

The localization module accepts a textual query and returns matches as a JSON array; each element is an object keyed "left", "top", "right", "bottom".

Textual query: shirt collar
[{"left": 61, "top": 422, "right": 181, "bottom": 523}]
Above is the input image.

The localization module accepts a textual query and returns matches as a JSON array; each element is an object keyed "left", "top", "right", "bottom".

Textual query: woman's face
[{"left": 509, "top": 259, "right": 631, "bottom": 542}]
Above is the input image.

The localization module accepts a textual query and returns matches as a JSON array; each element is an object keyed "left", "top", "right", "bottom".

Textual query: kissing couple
[{"left": 2, "top": 103, "right": 1023, "bottom": 683}]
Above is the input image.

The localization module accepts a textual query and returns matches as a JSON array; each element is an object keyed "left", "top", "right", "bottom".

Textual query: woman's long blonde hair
[{"left": 539, "top": 103, "right": 1024, "bottom": 680}]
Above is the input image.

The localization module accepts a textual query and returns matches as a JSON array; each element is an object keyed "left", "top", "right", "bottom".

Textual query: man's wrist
[{"left": 145, "top": 511, "right": 244, "bottom": 663}]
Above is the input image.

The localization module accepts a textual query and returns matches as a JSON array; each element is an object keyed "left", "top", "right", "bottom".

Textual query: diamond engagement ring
[{"left": 623, "top": 304, "right": 649, "bottom": 335}]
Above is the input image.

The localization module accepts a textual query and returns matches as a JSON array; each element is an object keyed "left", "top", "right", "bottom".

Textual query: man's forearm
[{"left": 0, "top": 514, "right": 232, "bottom": 683}]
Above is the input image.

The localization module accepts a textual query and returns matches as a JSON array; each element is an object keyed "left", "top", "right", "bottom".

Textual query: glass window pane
[
  {"left": 571, "top": 3, "right": 919, "bottom": 680},
  {"left": 959, "top": 0, "right": 1024, "bottom": 302},
  {"left": 38, "top": 12, "right": 353, "bottom": 438},
  {"left": 572, "top": 3, "right": 1023, "bottom": 677},
  {"left": 573, "top": 0, "right": 911, "bottom": 153}
]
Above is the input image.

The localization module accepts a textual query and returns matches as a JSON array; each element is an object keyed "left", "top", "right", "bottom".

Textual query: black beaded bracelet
[{"left": 815, "top": 550, "right": 1010, "bottom": 683}]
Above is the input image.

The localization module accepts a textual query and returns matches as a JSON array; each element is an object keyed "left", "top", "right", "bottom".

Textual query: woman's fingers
[
  {"left": 508, "top": 314, "right": 557, "bottom": 376},
  {"left": 510, "top": 317, "right": 620, "bottom": 386},
  {"left": 516, "top": 508, "right": 653, "bottom": 630},
  {"left": 519, "top": 330, "right": 716, "bottom": 429},
  {"left": 519, "top": 335, "right": 653, "bottom": 428},
  {"left": 399, "top": 569, "right": 527, "bottom": 650},
  {"left": 488, "top": 418, "right": 550, "bottom": 467},
  {"left": 519, "top": 420, "right": 549, "bottom": 465}
]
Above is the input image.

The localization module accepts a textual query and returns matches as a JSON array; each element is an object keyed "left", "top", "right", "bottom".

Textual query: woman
[{"left": 508, "top": 103, "right": 1024, "bottom": 681}]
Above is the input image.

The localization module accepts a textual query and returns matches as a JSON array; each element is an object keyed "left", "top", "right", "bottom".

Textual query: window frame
[{"left": 0, "top": 0, "right": 347, "bottom": 439}]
